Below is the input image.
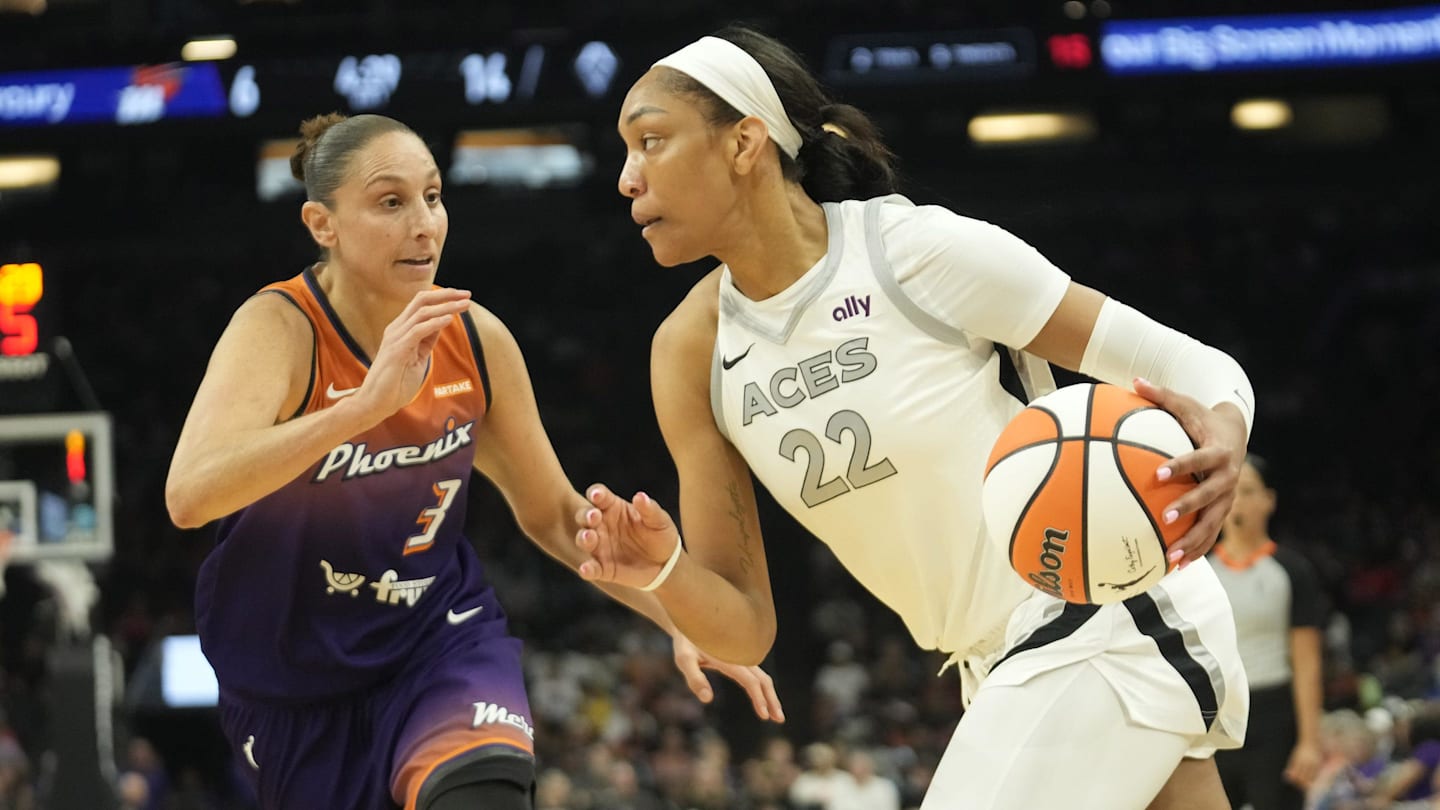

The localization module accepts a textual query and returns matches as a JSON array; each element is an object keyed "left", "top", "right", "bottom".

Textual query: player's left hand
[
  {"left": 672, "top": 632, "right": 785, "bottom": 723},
  {"left": 1133, "top": 377, "right": 1248, "bottom": 568},
  {"left": 1284, "top": 739, "right": 1324, "bottom": 789}
]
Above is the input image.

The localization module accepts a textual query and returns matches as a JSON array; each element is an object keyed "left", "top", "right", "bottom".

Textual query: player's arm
[
  {"left": 889, "top": 207, "right": 1252, "bottom": 564},
  {"left": 578, "top": 284, "right": 777, "bottom": 666},
  {"left": 167, "top": 294, "right": 365, "bottom": 527},
  {"left": 166, "top": 288, "right": 470, "bottom": 527},
  {"left": 650, "top": 322, "right": 778, "bottom": 666},
  {"left": 1283, "top": 550, "right": 1328, "bottom": 788},
  {"left": 1022, "top": 282, "right": 1251, "bottom": 564},
  {"left": 468, "top": 303, "right": 783, "bottom": 719},
  {"left": 1285, "top": 624, "right": 1325, "bottom": 788}
]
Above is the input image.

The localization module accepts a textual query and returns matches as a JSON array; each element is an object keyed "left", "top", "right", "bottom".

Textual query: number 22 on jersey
[{"left": 781, "top": 409, "right": 897, "bottom": 507}]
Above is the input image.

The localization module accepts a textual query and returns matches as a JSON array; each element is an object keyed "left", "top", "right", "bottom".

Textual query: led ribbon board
[
  {"left": 1101, "top": 5, "right": 1440, "bottom": 75},
  {"left": 0, "top": 63, "right": 227, "bottom": 127}
]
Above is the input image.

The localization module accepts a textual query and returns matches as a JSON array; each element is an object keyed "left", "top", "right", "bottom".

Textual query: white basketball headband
[{"left": 653, "top": 36, "right": 804, "bottom": 159}]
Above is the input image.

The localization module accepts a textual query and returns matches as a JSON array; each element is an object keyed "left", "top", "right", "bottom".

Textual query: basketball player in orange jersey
[
  {"left": 165, "top": 113, "right": 782, "bottom": 810},
  {"left": 576, "top": 26, "right": 1255, "bottom": 809}
]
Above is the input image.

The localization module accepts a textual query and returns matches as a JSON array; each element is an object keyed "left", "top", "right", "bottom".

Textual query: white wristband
[{"left": 640, "top": 535, "right": 684, "bottom": 592}]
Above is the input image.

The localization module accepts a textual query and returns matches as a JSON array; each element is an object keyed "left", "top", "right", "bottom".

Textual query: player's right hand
[
  {"left": 1134, "top": 376, "right": 1246, "bottom": 568},
  {"left": 355, "top": 288, "right": 471, "bottom": 422},
  {"left": 574, "top": 485, "right": 682, "bottom": 589},
  {"left": 672, "top": 632, "right": 785, "bottom": 723}
]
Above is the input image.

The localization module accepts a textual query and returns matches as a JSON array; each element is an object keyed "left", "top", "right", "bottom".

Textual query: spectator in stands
[
  {"left": 789, "top": 742, "right": 855, "bottom": 809},
  {"left": 832, "top": 749, "right": 900, "bottom": 810},
  {"left": 1363, "top": 705, "right": 1440, "bottom": 807}
]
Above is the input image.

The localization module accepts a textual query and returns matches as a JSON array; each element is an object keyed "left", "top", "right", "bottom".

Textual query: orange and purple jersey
[{"left": 195, "top": 267, "right": 502, "bottom": 702}]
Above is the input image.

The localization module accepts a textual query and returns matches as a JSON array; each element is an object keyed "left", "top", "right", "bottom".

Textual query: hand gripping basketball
[
  {"left": 983, "top": 382, "right": 1201, "bottom": 604},
  {"left": 1131, "top": 376, "right": 1248, "bottom": 567}
]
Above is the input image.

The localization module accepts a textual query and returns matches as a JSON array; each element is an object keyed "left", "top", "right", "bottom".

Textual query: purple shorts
[{"left": 218, "top": 615, "right": 534, "bottom": 810}]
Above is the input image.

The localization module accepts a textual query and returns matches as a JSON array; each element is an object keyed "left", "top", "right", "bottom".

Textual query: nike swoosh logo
[
  {"left": 721, "top": 344, "right": 754, "bottom": 370},
  {"left": 326, "top": 382, "right": 361, "bottom": 400},
  {"left": 446, "top": 605, "right": 484, "bottom": 625}
]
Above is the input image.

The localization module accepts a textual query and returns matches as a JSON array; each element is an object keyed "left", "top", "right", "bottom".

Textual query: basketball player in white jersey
[{"left": 577, "top": 26, "right": 1255, "bottom": 810}]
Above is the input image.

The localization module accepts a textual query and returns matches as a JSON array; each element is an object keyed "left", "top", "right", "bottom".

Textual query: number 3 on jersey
[
  {"left": 780, "top": 410, "right": 897, "bottom": 507},
  {"left": 405, "top": 479, "right": 461, "bottom": 555}
]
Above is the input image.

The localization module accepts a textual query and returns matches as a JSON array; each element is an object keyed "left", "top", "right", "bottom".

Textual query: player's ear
[
  {"left": 731, "top": 116, "right": 771, "bottom": 176},
  {"left": 301, "top": 201, "right": 336, "bottom": 248}
]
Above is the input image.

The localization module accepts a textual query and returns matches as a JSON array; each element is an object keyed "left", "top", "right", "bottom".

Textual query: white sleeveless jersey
[{"left": 710, "top": 195, "right": 1071, "bottom": 656}]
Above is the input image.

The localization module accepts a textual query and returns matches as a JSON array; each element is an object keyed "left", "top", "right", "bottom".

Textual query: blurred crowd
[{"left": 0, "top": 135, "right": 1436, "bottom": 810}]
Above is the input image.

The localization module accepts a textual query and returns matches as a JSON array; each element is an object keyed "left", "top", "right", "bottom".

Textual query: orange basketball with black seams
[{"left": 983, "top": 383, "right": 1197, "bottom": 605}]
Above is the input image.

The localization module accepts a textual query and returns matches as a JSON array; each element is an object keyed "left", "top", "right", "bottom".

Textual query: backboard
[{"left": 0, "top": 412, "right": 114, "bottom": 563}]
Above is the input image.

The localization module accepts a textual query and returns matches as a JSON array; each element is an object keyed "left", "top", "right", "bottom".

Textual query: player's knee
[{"left": 416, "top": 749, "right": 534, "bottom": 810}]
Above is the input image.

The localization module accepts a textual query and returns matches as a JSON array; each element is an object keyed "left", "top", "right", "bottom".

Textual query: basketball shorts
[
  {"left": 928, "top": 558, "right": 1249, "bottom": 808},
  {"left": 217, "top": 608, "right": 534, "bottom": 810},
  {"left": 966, "top": 556, "right": 1248, "bottom": 753},
  {"left": 925, "top": 662, "right": 1206, "bottom": 809}
]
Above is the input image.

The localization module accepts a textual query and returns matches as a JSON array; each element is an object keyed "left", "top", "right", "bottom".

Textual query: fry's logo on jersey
[
  {"left": 314, "top": 418, "right": 475, "bottom": 482},
  {"left": 320, "top": 560, "right": 435, "bottom": 608},
  {"left": 740, "top": 337, "right": 878, "bottom": 426}
]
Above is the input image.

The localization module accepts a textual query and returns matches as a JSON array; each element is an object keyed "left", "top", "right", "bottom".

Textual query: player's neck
[
  {"left": 720, "top": 185, "right": 827, "bottom": 301},
  {"left": 311, "top": 261, "right": 407, "bottom": 357}
]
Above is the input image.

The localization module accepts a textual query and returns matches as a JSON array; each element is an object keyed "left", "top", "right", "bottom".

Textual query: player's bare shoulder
[
  {"left": 461, "top": 300, "right": 524, "bottom": 382},
  {"left": 462, "top": 300, "right": 506, "bottom": 339},
  {"left": 236, "top": 288, "right": 313, "bottom": 340},
  {"left": 653, "top": 266, "right": 722, "bottom": 369},
  {"left": 226, "top": 289, "right": 315, "bottom": 373}
]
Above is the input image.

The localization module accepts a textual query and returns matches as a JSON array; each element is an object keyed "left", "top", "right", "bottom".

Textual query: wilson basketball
[{"left": 982, "top": 383, "right": 1197, "bottom": 605}]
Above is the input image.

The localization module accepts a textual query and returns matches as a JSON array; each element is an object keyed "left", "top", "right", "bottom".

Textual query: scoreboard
[
  {"left": 0, "top": 7, "right": 1436, "bottom": 136},
  {"left": 0, "top": 28, "right": 1101, "bottom": 133},
  {"left": 0, "top": 39, "right": 633, "bottom": 131}
]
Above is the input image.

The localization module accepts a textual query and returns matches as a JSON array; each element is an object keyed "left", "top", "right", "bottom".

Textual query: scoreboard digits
[{"left": 0, "top": 263, "right": 44, "bottom": 358}]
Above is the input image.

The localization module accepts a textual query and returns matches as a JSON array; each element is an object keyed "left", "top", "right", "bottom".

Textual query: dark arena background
[{"left": 1, "top": 1, "right": 1438, "bottom": 808}]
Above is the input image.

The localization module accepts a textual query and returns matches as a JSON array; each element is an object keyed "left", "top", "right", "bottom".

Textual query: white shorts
[
  {"left": 924, "top": 662, "right": 1199, "bottom": 809},
  {"left": 932, "top": 558, "right": 1249, "bottom": 807}
]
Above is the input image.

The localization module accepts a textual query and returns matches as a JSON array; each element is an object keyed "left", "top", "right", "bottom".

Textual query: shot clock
[
  {"left": 0, "top": 262, "right": 42, "bottom": 358},
  {"left": 0, "top": 262, "right": 58, "bottom": 412}
]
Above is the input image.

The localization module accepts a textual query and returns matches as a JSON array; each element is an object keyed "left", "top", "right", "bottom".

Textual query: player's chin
[{"left": 644, "top": 236, "right": 702, "bottom": 268}]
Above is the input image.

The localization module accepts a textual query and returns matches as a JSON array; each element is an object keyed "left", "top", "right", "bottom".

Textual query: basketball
[{"left": 982, "top": 382, "right": 1198, "bottom": 605}]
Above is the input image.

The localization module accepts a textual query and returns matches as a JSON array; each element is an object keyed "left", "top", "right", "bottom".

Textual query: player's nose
[
  {"left": 411, "top": 200, "right": 442, "bottom": 239},
  {"left": 617, "top": 154, "right": 644, "bottom": 198}
]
